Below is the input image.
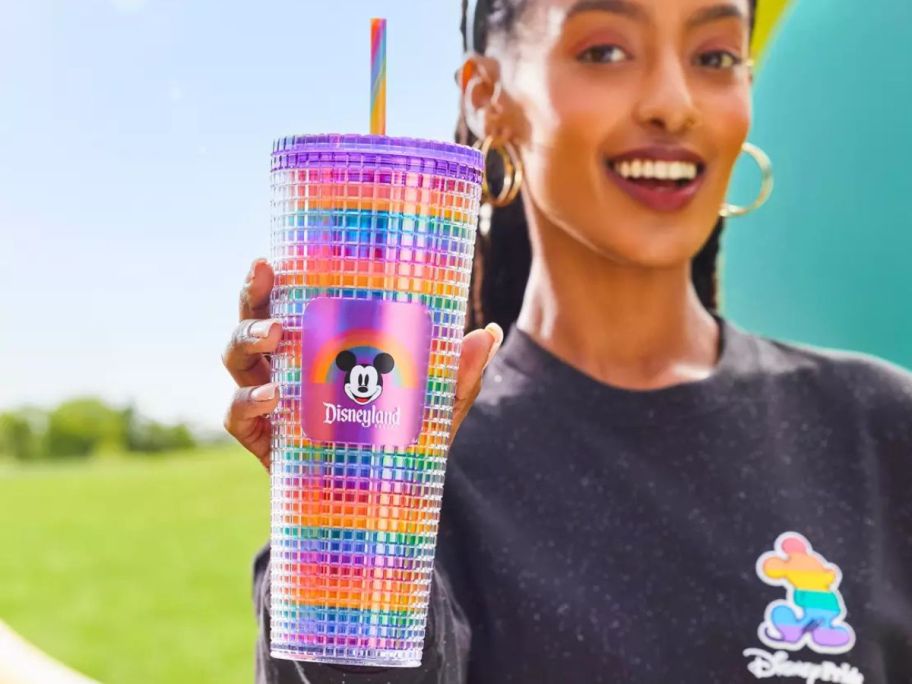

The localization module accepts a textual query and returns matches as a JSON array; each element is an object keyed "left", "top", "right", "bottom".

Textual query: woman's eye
[
  {"left": 696, "top": 50, "right": 743, "bottom": 69},
  {"left": 577, "top": 44, "right": 629, "bottom": 64}
]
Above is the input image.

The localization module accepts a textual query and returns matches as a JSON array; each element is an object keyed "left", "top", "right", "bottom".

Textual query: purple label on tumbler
[{"left": 299, "top": 297, "right": 432, "bottom": 448}]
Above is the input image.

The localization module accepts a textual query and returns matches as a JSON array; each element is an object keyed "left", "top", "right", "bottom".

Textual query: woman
[{"left": 223, "top": 0, "right": 912, "bottom": 681}]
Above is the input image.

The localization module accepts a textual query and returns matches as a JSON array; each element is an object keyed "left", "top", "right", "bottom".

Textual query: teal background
[{"left": 722, "top": 0, "right": 912, "bottom": 369}]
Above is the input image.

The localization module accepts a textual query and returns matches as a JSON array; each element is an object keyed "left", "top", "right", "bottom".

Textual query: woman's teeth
[{"left": 612, "top": 159, "right": 699, "bottom": 182}]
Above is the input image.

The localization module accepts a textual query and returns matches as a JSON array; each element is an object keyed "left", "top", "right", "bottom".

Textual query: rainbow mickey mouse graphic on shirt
[{"left": 755, "top": 532, "right": 856, "bottom": 655}]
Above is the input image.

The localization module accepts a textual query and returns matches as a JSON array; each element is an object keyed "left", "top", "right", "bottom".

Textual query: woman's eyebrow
[
  {"left": 565, "top": 0, "right": 648, "bottom": 24},
  {"left": 564, "top": 0, "right": 747, "bottom": 29},
  {"left": 685, "top": 3, "right": 748, "bottom": 30}
]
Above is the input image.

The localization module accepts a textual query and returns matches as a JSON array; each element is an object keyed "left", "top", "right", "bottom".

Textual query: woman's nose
[{"left": 633, "top": 54, "right": 699, "bottom": 135}]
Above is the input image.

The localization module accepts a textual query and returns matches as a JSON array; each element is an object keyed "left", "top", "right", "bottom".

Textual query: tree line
[{"left": 0, "top": 397, "right": 199, "bottom": 461}]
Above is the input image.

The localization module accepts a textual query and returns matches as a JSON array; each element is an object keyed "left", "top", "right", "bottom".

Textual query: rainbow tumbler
[{"left": 268, "top": 134, "right": 484, "bottom": 666}]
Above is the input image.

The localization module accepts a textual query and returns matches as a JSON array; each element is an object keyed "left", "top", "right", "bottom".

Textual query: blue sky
[
  {"left": 0, "top": 1, "right": 465, "bottom": 430},
  {"left": 5, "top": 0, "right": 911, "bottom": 433}
]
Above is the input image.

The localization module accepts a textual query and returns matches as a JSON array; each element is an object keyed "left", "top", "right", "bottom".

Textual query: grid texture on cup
[{"left": 269, "top": 135, "right": 483, "bottom": 667}]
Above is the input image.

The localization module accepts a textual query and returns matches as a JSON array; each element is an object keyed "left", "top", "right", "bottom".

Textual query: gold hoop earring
[
  {"left": 474, "top": 135, "right": 524, "bottom": 208},
  {"left": 720, "top": 142, "right": 774, "bottom": 218}
]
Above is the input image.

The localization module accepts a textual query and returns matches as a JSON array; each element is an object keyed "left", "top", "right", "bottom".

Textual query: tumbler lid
[{"left": 272, "top": 133, "right": 483, "bottom": 171}]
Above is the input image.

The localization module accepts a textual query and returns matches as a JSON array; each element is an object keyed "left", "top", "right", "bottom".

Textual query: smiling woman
[
  {"left": 459, "top": 0, "right": 758, "bottom": 329},
  {"left": 226, "top": 0, "right": 912, "bottom": 682}
]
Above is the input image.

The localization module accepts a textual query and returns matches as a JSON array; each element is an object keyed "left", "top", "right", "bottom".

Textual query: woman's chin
[{"left": 577, "top": 223, "right": 713, "bottom": 270}]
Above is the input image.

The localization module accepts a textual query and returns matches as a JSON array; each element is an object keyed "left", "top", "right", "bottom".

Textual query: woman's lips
[{"left": 605, "top": 161, "right": 706, "bottom": 212}]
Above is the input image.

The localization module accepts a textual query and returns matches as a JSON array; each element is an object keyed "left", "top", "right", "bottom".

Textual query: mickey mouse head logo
[{"left": 335, "top": 350, "right": 396, "bottom": 406}]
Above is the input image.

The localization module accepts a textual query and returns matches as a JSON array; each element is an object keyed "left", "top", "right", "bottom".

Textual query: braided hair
[{"left": 458, "top": 0, "right": 759, "bottom": 332}]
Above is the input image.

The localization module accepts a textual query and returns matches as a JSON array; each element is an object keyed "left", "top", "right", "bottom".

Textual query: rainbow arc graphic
[{"left": 310, "top": 328, "right": 420, "bottom": 389}]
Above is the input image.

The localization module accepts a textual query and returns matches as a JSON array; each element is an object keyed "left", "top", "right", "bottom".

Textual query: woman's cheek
[
  {"left": 522, "top": 132, "right": 587, "bottom": 227},
  {"left": 698, "top": 92, "right": 751, "bottom": 200},
  {"left": 517, "top": 73, "right": 600, "bottom": 209},
  {"left": 711, "top": 90, "right": 752, "bottom": 159}
]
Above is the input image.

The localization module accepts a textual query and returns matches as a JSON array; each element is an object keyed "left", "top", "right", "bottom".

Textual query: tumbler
[{"left": 268, "top": 133, "right": 484, "bottom": 666}]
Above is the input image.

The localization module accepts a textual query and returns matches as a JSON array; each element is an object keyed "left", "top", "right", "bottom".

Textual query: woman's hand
[{"left": 222, "top": 258, "right": 504, "bottom": 471}]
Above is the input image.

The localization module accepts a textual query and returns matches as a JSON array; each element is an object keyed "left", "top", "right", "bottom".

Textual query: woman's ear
[{"left": 459, "top": 54, "right": 509, "bottom": 141}]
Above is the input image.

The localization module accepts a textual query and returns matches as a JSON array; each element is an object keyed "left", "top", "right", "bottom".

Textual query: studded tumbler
[{"left": 268, "top": 134, "right": 484, "bottom": 666}]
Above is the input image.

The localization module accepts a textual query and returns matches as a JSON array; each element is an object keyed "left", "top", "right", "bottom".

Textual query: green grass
[{"left": 0, "top": 445, "right": 270, "bottom": 683}]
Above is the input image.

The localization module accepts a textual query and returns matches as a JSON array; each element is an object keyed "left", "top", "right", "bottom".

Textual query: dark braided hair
[{"left": 459, "top": 0, "right": 759, "bottom": 332}]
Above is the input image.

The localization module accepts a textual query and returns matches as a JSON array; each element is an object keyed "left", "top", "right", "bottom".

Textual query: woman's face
[{"left": 485, "top": 0, "right": 753, "bottom": 267}]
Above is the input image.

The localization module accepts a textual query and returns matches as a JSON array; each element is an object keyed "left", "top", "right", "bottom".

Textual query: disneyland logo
[{"left": 323, "top": 402, "right": 401, "bottom": 429}]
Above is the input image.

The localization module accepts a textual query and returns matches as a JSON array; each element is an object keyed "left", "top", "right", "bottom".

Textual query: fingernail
[
  {"left": 251, "top": 384, "right": 277, "bottom": 401},
  {"left": 483, "top": 322, "right": 504, "bottom": 369},
  {"left": 245, "top": 258, "right": 267, "bottom": 283},
  {"left": 249, "top": 319, "right": 278, "bottom": 339}
]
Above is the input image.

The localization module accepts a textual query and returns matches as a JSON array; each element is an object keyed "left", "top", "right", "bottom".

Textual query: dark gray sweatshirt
[{"left": 253, "top": 314, "right": 912, "bottom": 683}]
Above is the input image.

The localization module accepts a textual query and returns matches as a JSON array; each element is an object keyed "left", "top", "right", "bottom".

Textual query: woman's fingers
[
  {"left": 226, "top": 259, "right": 281, "bottom": 468},
  {"left": 222, "top": 318, "right": 282, "bottom": 387},
  {"left": 239, "top": 258, "right": 275, "bottom": 321},
  {"left": 225, "top": 258, "right": 280, "bottom": 386},
  {"left": 224, "top": 383, "right": 279, "bottom": 470},
  {"left": 450, "top": 323, "right": 504, "bottom": 444}
]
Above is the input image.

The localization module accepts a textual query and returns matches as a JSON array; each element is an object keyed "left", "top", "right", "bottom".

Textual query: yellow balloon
[{"left": 752, "top": 0, "right": 794, "bottom": 63}]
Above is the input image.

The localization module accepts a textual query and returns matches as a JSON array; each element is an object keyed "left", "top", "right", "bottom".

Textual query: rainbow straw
[{"left": 370, "top": 18, "right": 387, "bottom": 135}]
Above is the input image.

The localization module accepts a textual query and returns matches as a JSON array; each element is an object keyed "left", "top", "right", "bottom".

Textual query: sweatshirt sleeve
[
  {"left": 860, "top": 357, "right": 912, "bottom": 674},
  {"left": 252, "top": 543, "right": 472, "bottom": 684}
]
